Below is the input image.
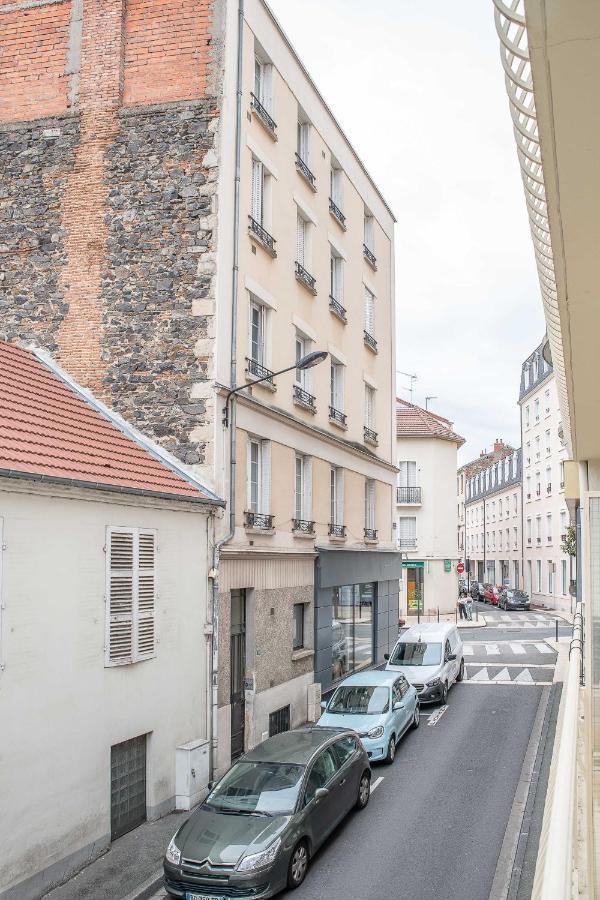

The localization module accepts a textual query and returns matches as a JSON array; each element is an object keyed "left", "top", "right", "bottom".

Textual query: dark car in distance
[
  {"left": 163, "top": 728, "right": 371, "bottom": 898},
  {"left": 470, "top": 581, "right": 485, "bottom": 601},
  {"left": 499, "top": 588, "right": 531, "bottom": 610}
]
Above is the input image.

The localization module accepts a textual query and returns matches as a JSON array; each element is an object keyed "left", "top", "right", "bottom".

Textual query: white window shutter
[
  {"left": 296, "top": 213, "right": 305, "bottom": 266},
  {"left": 106, "top": 528, "right": 134, "bottom": 665},
  {"left": 251, "top": 159, "right": 263, "bottom": 223},
  {"left": 338, "top": 469, "right": 345, "bottom": 524},
  {"left": 136, "top": 531, "right": 156, "bottom": 660},
  {"left": 263, "top": 64, "right": 273, "bottom": 111},
  {"left": 262, "top": 440, "right": 271, "bottom": 515},
  {"left": 305, "top": 457, "right": 313, "bottom": 520},
  {"left": 398, "top": 461, "right": 407, "bottom": 487},
  {"left": 364, "top": 287, "right": 374, "bottom": 335}
]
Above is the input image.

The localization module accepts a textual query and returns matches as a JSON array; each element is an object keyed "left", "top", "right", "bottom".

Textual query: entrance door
[
  {"left": 110, "top": 734, "right": 147, "bottom": 840},
  {"left": 477, "top": 561, "right": 484, "bottom": 581},
  {"left": 230, "top": 589, "right": 246, "bottom": 761},
  {"left": 406, "top": 567, "right": 424, "bottom": 615}
]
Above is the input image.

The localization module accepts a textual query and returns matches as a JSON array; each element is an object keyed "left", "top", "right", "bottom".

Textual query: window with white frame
[
  {"left": 364, "top": 213, "right": 375, "bottom": 252},
  {"left": 536, "top": 516, "right": 542, "bottom": 542},
  {"left": 548, "top": 561, "right": 554, "bottom": 594},
  {"left": 296, "top": 210, "right": 312, "bottom": 272},
  {"left": 365, "top": 479, "right": 376, "bottom": 532},
  {"left": 527, "top": 560, "right": 532, "bottom": 593},
  {"left": 535, "top": 471, "right": 541, "bottom": 495},
  {"left": 295, "top": 332, "right": 311, "bottom": 390},
  {"left": 399, "top": 516, "right": 416, "bottom": 548},
  {"left": 534, "top": 398, "right": 540, "bottom": 421},
  {"left": 513, "top": 527, "right": 518, "bottom": 549},
  {"left": 535, "top": 435, "right": 540, "bottom": 459},
  {"left": 247, "top": 437, "right": 270, "bottom": 514},
  {"left": 250, "top": 157, "right": 272, "bottom": 230},
  {"left": 330, "top": 466, "right": 344, "bottom": 525},
  {"left": 513, "top": 493, "right": 518, "bottom": 515},
  {"left": 560, "top": 460, "right": 565, "bottom": 486},
  {"left": 105, "top": 527, "right": 156, "bottom": 667},
  {"left": 330, "top": 165, "right": 343, "bottom": 208},
  {"left": 364, "top": 286, "right": 375, "bottom": 338},
  {"left": 330, "top": 361, "right": 344, "bottom": 414},
  {"left": 330, "top": 250, "right": 343, "bottom": 303},
  {"left": 525, "top": 405, "right": 530, "bottom": 428},
  {"left": 398, "top": 461, "right": 417, "bottom": 487},
  {"left": 546, "top": 466, "right": 552, "bottom": 490},
  {"left": 561, "top": 560, "right": 567, "bottom": 595},
  {"left": 498, "top": 499, "right": 503, "bottom": 518},
  {"left": 248, "top": 299, "right": 268, "bottom": 368},
  {"left": 254, "top": 55, "right": 273, "bottom": 112},
  {"left": 560, "top": 509, "right": 567, "bottom": 536},
  {"left": 547, "top": 513, "right": 552, "bottom": 542},
  {"left": 364, "top": 383, "right": 376, "bottom": 430},
  {"left": 297, "top": 119, "right": 310, "bottom": 167},
  {"left": 527, "top": 518, "right": 532, "bottom": 542},
  {"left": 545, "top": 389, "right": 550, "bottom": 414},
  {"left": 536, "top": 559, "right": 542, "bottom": 592},
  {"left": 498, "top": 530, "right": 502, "bottom": 550},
  {"left": 545, "top": 429, "right": 551, "bottom": 455},
  {"left": 294, "top": 454, "right": 312, "bottom": 522}
]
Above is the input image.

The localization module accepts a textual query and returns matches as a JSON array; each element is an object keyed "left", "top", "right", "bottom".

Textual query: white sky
[{"left": 267, "top": 0, "right": 545, "bottom": 463}]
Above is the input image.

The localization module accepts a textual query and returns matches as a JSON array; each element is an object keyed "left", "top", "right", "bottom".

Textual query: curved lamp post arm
[{"left": 222, "top": 362, "right": 298, "bottom": 426}]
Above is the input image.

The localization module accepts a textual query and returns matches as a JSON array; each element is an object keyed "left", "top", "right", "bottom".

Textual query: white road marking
[
  {"left": 534, "top": 642, "right": 553, "bottom": 654},
  {"left": 485, "top": 643, "right": 500, "bottom": 655},
  {"left": 514, "top": 669, "right": 535, "bottom": 683},
  {"left": 427, "top": 705, "right": 448, "bottom": 726},
  {"left": 509, "top": 642, "right": 526, "bottom": 654},
  {"left": 463, "top": 644, "right": 474, "bottom": 656},
  {"left": 534, "top": 614, "right": 546, "bottom": 621},
  {"left": 466, "top": 662, "right": 554, "bottom": 669},
  {"left": 493, "top": 667, "right": 510, "bottom": 681},
  {"left": 370, "top": 776, "right": 384, "bottom": 794},
  {"left": 469, "top": 667, "right": 490, "bottom": 681},
  {"left": 463, "top": 680, "right": 549, "bottom": 686}
]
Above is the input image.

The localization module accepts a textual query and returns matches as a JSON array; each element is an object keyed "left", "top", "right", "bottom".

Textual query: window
[
  {"left": 506, "top": 527, "right": 510, "bottom": 548},
  {"left": 536, "top": 560, "right": 542, "bottom": 593},
  {"left": 398, "top": 461, "right": 417, "bottom": 487},
  {"left": 560, "top": 460, "right": 565, "bottom": 487},
  {"left": 269, "top": 705, "right": 291, "bottom": 737},
  {"left": 535, "top": 472, "right": 541, "bottom": 495},
  {"left": 535, "top": 436, "right": 540, "bottom": 459},
  {"left": 330, "top": 361, "right": 345, "bottom": 415},
  {"left": 546, "top": 513, "right": 552, "bottom": 542},
  {"left": 254, "top": 55, "right": 273, "bottom": 112},
  {"left": 295, "top": 333, "right": 311, "bottom": 390},
  {"left": 527, "top": 518, "right": 532, "bottom": 542},
  {"left": 548, "top": 561, "right": 554, "bottom": 594},
  {"left": 330, "top": 165, "right": 343, "bottom": 209},
  {"left": 498, "top": 499, "right": 503, "bottom": 518},
  {"left": 514, "top": 560, "right": 519, "bottom": 587},
  {"left": 364, "top": 213, "right": 375, "bottom": 252},
  {"left": 293, "top": 603, "right": 305, "bottom": 650},
  {"left": 498, "top": 530, "right": 502, "bottom": 550},
  {"left": 294, "top": 454, "right": 311, "bottom": 522},
  {"left": 364, "top": 383, "right": 376, "bottom": 430},
  {"left": 546, "top": 466, "right": 552, "bottom": 491},
  {"left": 296, "top": 211, "right": 309, "bottom": 270},
  {"left": 330, "top": 250, "right": 343, "bottom": 303},
  {"left": 331, "top": 583, "right": 374, "bottom": 678},
  {"left": 364, "top": 286, "right": 375, "bottom": 339},
  {"left": 513, "top": 494, "right": 517, "bottom": 515},
  {"left": 251, "top": 157, "right": 264, "bottom": 225},
  {"left": 105, "top": 528, "right": 156, "bottom": 666},
  {"left": 524, "top": 366, "right": 530, "bottom": 390},
  {"left": 534, "top": 398, "right": 540, "bottom": 421},
  {"left": 526, "top": 475, "right": 531, "bottom": 498},
  {"left": 249, "top": 299, "right": 267, "bottom": 367},
  {"left": 561, "top": 560, "right": 568, "bottom": 595},
  {"left": 365, "top": 479, "right": 376, "bottom": 531},
  {"left": 247, "top": 438, "right": 270, "bottom": 514},
  {"left": 399, "top": 516, "right": 417, "bottom": 548},
  {"left": 525, "top": 405, "right": 530, "bottom": 428},
  {"left": 536, "top": 516, "right": 542, "bottom": 542},
  {"left": 527, "top": 560, "right": 532, "bottom": 594},
  {"left": 297, "top": 119, "right": 310, "bottom": 166},
  {"left": 545, "top": 430, "right": 551, "bottom": 455},
  {"left": 334, "top": 736, "right": 358, "bottom": 766},
  {"left": 330, "top": 466, "right": 344, "bottom": 526},
  {"left": 545, "top": 389, "right": 550, "bottom": 414},
  {"left": 532, "top": 356, "right": 538, "bottom": 381},
  {"left": 560, "top": 510, "right": 567, "bottom": 536}
]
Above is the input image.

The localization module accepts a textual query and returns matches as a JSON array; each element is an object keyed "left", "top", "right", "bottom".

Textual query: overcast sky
[{"left": 268, "top": 0, "right": 545, "bottom": 463}]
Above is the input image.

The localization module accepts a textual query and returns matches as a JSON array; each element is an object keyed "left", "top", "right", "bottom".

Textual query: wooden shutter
[
  {"left": 136, "top": 531, "right": 156, "bottom": 660},
  {"left": 251, "top": 159, "right": 263, "bottom": 223},
  {"left": 106, "top": 529, "right": 134, "bottom": 665}
]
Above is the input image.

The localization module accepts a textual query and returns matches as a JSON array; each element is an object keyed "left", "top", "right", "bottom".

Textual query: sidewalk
[{"left": 44, "top": 809, "right": 193, "bottom": 900}]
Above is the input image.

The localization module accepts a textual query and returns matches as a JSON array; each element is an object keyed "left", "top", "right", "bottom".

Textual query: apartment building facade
[
  {"left": 457, "top": 439, "right": 515, "bottom": 567},
  {"left": 0, "top": 0, "right": 400, "bottom": 779},
  {"left": 519, "top": 342, "right": 572, "bottom": 612}
]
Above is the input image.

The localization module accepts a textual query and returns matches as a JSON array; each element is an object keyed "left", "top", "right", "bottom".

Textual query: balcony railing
[
  {"left": 536, "top": 487, "right": 541, "bottom": 496},
  {"left": 547, "top": 483, "right": 552, "bottom": 493},
  {"left": 363, "top": 243, "right": 377, "bottom": 269},
  {"left": 363, "top": 331, "right": 378, "bottom": 353},
  {"left": 329, "top": 197, "right": 346, "bottom": 228},
  {"left": 363, "top": 426, "right": 378, "bottom": 445},
  {"left": 527, "top": 537, "right": 532, "bottom": 545},
  {"left": 329, "top": 295, "right": 347, "bottom": 323},
  {"left": 244, "top": 511, "right": 274, "bottom": 530},
  {"left": 295, "top": 261, "right": 317, "bottom": 294},
  {"left": 250, "top": 92, "right": 277, "bottom": 135},
  {"left": 561, "top": 533, "right": 567, "bottom": 541},
  {"left": 526, "top": 492, "right": 531, "bottom": 500},
  {"left": 560, "top": 481, "right": 565, "bottom": 489},
  {"left": 245, "top": 357, "right": 274, "bottom": 385},
  {"left": 248, "top": 216, "right": 277, "bottom": 256},
  {"left": 397, "top": 486, "right": 422, "bottom": 504},
  {"left": 329, "top": 523, "right": 346, "bottom": 538},
  {"left": 294, "top": 152, "right": 316, "bottom": 189},
  {"left": 536, "top": 537, "right": 542, "bottom": 544},
  {"left": 292, "top": 518, "right": 315, "bottom": 535},
  {"left": 399, "top": 538, "right": 417, "bottom": 550},
  {"left": 364, "top": 528, "right": 378, "bottom": 541},
  {"left": 547, "top": 535, "right": 552, "bottom": 542},
  {"left": 329, "top": 406, "right": 347, "bottom": 427},
  {"left": 293, "top": 384, "right": 317, "bottom": 412}
]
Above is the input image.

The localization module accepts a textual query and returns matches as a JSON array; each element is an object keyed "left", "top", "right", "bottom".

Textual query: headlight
[
  {"left": 367, "top": 725, "right": 385, "bottom": 739},
  {"left": 165, "top": 836, "right": 181, "bottom": 866},
  {"left": 237, "top": 838, "right": 281, "bottom": 872},
  {"left": 426, "top": 678, "right": 441, "bottom": 688}
]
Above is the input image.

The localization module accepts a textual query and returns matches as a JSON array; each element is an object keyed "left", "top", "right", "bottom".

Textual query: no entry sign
[{"left": 456, "top": 563, "right": 465, "bottom": 574}]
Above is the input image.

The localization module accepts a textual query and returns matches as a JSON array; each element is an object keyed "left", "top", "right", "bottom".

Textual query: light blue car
[{"left": 317, "top": 670, "right": 420, "bottom": 764}]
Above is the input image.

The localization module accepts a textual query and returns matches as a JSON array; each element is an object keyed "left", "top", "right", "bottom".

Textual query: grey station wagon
[{"left": 163, "top": 727, "right": 371, "bottom": 898}]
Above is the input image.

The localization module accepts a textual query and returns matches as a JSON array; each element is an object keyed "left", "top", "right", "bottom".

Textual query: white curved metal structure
[{"left": 492, "top": 0, "right": 571, "bottom": 449}]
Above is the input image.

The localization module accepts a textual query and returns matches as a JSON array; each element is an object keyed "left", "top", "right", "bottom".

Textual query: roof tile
[{"left": 396, "top": 398, "right": 465, "bottom": 446}]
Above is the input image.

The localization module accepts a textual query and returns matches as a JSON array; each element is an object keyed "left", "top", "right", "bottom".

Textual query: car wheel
[
  {"left": 287, "top": 840, "right": 309, "bottom": 890},
  {"left": 456, "top": 659, "right": 465, "bottom": 682},
  {"left": 412, "top": 704, "right": 420, "bottom": 728},
  {"left": 355, "top": 771, "right": 371, "bottom": 809},
  {"left": 384, "top": 734, "right": 396, "bottom": 764},
  {"left": 440, "top": 682, "right": 448, "bottom": 705}
]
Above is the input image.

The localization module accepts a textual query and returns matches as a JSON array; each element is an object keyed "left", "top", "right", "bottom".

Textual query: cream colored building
[{"left": 395, "top": 400, "right": 465, "bottom": 617}]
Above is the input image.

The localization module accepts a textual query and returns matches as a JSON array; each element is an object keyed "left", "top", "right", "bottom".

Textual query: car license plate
[{"left": 186, "top": 893, "right": 226, "bottom": 900}]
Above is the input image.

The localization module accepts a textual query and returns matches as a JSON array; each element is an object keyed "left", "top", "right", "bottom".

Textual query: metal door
[
  {"left": 110, "top": 734, "right": 146, "bottom": 840},
  {"left": 230, "top": 589, "right": 246, "bottom": 761}
]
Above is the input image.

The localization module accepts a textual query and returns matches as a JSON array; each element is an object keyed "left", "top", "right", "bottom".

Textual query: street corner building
[
  {"left": 0, "top": 341, "right": 223, "bottom": 899},
  {"left": 0, "top": 0, "right": 400, "bottom": 781},
  {"left": 394, "top": 399, "right": 465, "bottom": 618}
]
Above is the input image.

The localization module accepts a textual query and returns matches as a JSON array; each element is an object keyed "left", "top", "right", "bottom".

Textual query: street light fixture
[{"left": 223, "top": 349, "right": 328, "bottom": 426}]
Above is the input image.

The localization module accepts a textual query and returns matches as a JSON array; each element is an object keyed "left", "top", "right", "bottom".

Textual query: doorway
[
  {"left": 406, "top": 566, "right": 424, "bottom": 615},
  {"left": 230, "top": 589, "right": 246, "bottom": 761}
]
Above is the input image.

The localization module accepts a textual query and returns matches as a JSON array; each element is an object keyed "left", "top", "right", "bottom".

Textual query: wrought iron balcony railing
[
  {"left": 363, "top": 331, "right": 378, "bottom": 353},
  {"left": 329, "top": 406, "right": 347, "bottom": 427},
  {"left": 527, "top": 537, "right": 532, "bottom": 545},
  {"left": 397, "top": 486, "right": 422, "bottom": 504},
  {"left": 295, "top": 261, "right": 317, "bottom": 294},
  {"left": 547, "top": 483, "right": 552, "bottom": 493},
  {"left": 248, "top": 216, "right": 277, "bottom": 256},
  {"left": 329, "top": 295, "right": 347, "bottom": 323},
  {"left": 245, "top": 357, "right": 274, "bottom": 384},
  {"left": 399, "top": 538, "right": 417, "bottom": 550},
  {"left": 292, "top": 518, "right": 315, "bottom": 535},
  {"left": 536, "top": 537, "right": 541, "bottom": 544},
  {"left": 363, "top": 243, "right": 377, "bottom": 269},
  {"left": 250, "top": 92, "right": 277, "bottom": 135},
  {"left": 293, "top": 384, "right": 316, "bottom": 412},
  {"left": 329, "top": 523, "right": 346, "bottom": 538},
  {"left": 329, "top": 197, "right": 346, "bottom": 228},
  {"left": 294, "top": 152, "right": 316, "bottom": 189},
  {"left": 364, "top": 528, "right": 378, "bottom": 541},
  {"left": 244, "top": 511, "right": 274, "bottom": 530},
  {"left": 363, "top": 426, "right": 378, "bottom": 445}
]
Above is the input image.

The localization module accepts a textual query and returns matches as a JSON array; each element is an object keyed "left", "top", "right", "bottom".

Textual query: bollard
[
  {"left": 555, "top": 618, "right": 559, "bottom": 642},
  {"left": 437, "top": 607, "right": 440, "bottom": 623},
  {"left": 476, "top": 604, "right": 479, "bottom": 622},
  {"left": 455, "top": 607, "right": 457, "bottom": 624}
]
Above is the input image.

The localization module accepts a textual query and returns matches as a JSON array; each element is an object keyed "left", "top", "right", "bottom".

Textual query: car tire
[
  {"left": 384, "top": 734, "right": 396, "bottom": 764},
  {"left": 412, "top": 704, "right": 420, "bottom": 728},
  {"left": 456, "top": 659, "right": 465, "bottom": 682},
  {"left": 287, "top": 840, "right": 309, "bottom": 890},
  {"left": 440, "top": 682, "right": 448, "bottom": 705},
  {"left": 355, "top": 771, "right": 370, "bottom": 809}
]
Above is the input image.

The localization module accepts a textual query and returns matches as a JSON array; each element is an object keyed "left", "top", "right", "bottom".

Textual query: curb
[{"left": 121, "top": 870, "right": 163, "bottom": 900}]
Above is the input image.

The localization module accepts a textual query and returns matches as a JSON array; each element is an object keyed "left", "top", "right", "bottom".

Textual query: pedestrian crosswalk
[
  {"left": 463, "top": 641, "right": 555, "bottom": 658},
  {"left": 465, "top": 664, "right": 552, "bottom": 685},
  {"left": 483, "top": 612, "right": 564, "bottom": 630}
]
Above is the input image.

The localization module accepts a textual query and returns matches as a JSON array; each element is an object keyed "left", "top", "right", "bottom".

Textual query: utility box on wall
[{"left": 176, "top": 739, "right": 210, "bottom": 810}]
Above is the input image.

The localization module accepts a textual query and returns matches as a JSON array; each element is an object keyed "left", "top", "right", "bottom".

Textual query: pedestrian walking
[
  {"left": 465, "top": 592, "right": 473, "bottom": 621},
  {"left": 458, "top": 591, "right": 467, "bottom": 620}
]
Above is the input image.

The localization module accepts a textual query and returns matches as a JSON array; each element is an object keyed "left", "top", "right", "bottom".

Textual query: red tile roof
[
  {"left": 0, "top": 341, "right": 220, "bottom": 503},
  {"left": 396, "top": 398, "right": 465, "bottom": 446}
]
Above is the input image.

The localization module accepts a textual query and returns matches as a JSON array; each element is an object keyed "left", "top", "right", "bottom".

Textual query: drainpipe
[{"left": 209, "top": 0, "right": 244, "bottom": 781}]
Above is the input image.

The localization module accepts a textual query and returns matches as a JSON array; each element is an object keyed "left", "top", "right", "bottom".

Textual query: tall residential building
[
  {"left": 395, "top": 399, "right": 465, "bottom": 616},
  {"left": 0, "top": 0, "right": 400, "bottom": 781},
  {"left": 519, "top": 342, "right": 572, "bottom": 613},
  {"left": 457, "top": 439, "right": 515, "bottom": 566}
]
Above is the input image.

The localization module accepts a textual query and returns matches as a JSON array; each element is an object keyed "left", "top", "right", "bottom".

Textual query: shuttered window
[
  {"left": 106, "top": 528, "right": 157, "bottom": 667},
  {"left": 365, "top": 479, "right": 376, "bottom": 530},
  {"left": 398, "top": 461, "right": 417, "bottom": 487},
  {"left": 251, "top": 159, "right": 263, "bottom": 224},
  {"left": 364, "top": 286, "right": 375, "bottom": 336},
  {"left": 296, "top": 213, "right": 306, "bottom": 267},
  {"left": 364, "top": 384, "right": 376, "bottom": 429}
]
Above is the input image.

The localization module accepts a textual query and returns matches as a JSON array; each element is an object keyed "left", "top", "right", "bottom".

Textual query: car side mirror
[
  {"left": 207, "top": 780, "right": 216, "bottom": 792},
  {"left": 384, "top": 653, "right": 390, "bottom": 661},
  {"left": 320, "top": 700, "right": 327, "bottom": 709},
  {"left": 315, "top": 787, "right": 329, "bottom": 802},
  {"left": 447, "top": 653, "right": 457, "bottom": 661},
  {"left": 393, "top": 701, "right": 404, "bottom": 711}
]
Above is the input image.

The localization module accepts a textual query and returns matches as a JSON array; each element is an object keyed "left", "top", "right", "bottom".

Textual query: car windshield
[
  {"left": 389, "top": 641, "right": 442, "bottom": 667},
  {"left": 327, "top": 685, "right": 390, "bottom": 715},
  {"left": 205, "top": 761, "right": 305, "bottom": 816},
  {"left": 507, "top": 591, "right": 527, "bottom": 599}
]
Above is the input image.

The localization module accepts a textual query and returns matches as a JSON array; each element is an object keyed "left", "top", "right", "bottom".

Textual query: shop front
[{"left": 403, "top": 560, "right": 424, "bottom": 616}]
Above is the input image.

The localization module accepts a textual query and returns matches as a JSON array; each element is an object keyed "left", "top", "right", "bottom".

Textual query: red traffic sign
[{"left": 456, "top": 563, "right": 465, "bottom": 574}]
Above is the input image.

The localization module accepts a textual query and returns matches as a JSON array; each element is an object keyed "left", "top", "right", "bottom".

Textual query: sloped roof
[
  {"left": 0, "top": 341, "right": 222, "bottom": 504},
  {"left": 396, "top": 398, "right": 465, "bottom": 447}
]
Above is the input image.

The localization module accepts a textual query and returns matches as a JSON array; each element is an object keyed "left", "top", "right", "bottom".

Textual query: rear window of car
[{"left": 389, "top": 641, "right": 442, "bottom": 666}]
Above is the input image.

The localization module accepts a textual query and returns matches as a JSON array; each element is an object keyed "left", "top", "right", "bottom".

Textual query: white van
[{"left": 384, "top": 622, "right": 464, "bottom": 705}]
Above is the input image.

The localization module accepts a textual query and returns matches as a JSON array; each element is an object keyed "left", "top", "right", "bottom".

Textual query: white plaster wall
[{"left": 0, "top": 483, "right": 211, "bottom": 896}]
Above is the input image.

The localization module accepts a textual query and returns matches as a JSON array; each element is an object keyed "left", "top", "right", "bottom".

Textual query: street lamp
[{"left": 223, "top": 350, "right": 328, "bottom": 426}]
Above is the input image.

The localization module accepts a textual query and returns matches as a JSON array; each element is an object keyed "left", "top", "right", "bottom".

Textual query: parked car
[
  {"left": 163, "top": 728, "right": 371, "bottom": 898},
  {"left": 499, "top": 588, "right": 531, "bottom": 610},
  {"left": 470, "top": 581, "right": 484, "bottom": 601},
  {"left": 384, "top": 622, "right": 464, "bottom": 705},
  {"left": 318, "top": 670, "right": 419, "bottom": 764},
  {"left": 483, "top": 584, "right": 500, "bottom": 605}
]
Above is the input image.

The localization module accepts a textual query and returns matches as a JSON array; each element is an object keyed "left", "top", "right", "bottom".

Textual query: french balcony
[
  {"left": 535, "top": 487, "right": 541, "bottom": 496},
  {"left": 397, "top": 486, "right": 422, "bottom": 505},
  {"left": 363, "top": 243, "right": 377, "bottom": 269},
  {"left": 399, "top": 538, "right": 417, "bottom": 550},
  {"left": 329, "top": 197, "right": 346, "bottom": 229},
  {"left": 527, "top": 537, "right": 532, "bottom": 545},
  {"left": 363, "top": 330, "right": 378, "bottom": 354},
  {"left": 364, "top": 528, "right": 378, "bottom": 542},
  {"left": 329, "top": 295, "right": 347, "bottom": 323},
  {"left": 329, "top": 406, "right": 347, "bottom": 428},
  {"left": 536, "top": 537, "right": 542, "bottom": 544},
  {"left": 363, "top": 426, "right": 378, "bottom": 446},
  {"left": 546, "top": 483, "right": 552, "bottom": 493},
  {"left": 293, "top": 384, "right": 317, "bottom": 413},
  {"left": 292, "top": 518, "right": 315, "bottom": 535},
  {"left": 329, "top": 523, "right": 346, "bottom": 539},
  {"left": 250, "top": 92, "right": 277, "bottom": 137},
  {"left": 248, "top": 216, "right": 277, "bottom": 256},
  {"left": 244, "top": 511, "right": 274, "bottom": 530},
  {"left": 295, "top": 261, "right": 317, "bottom": 294},
  {"left": 245, "top": 357, "right": 275, "bottom": 388},
  {"left": 294, "top": 152, "right": 316, "bottom": 190}
]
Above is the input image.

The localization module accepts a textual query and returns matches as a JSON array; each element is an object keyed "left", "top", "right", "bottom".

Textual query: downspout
[
  {"left": 520, "top": 416, "right": 525, "bottom": 591},
  {"left": 210, "top": 0, "right": 244, "bottom": 781}
]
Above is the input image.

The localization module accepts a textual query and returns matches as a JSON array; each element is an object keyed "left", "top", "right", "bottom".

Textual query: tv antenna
[
  {"left": 397, "top": 370, "right": 417, "bottom": 403},
  {"left": 425, "top": 395, "right": 438, "bottom": 410}
]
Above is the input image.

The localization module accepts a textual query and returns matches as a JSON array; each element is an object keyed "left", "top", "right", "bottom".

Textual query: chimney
[{"left": 494, "top": 438, "right": 504, "bottom": 453}]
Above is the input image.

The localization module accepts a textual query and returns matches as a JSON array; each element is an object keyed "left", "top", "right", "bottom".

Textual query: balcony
[
  {"left": 329, "top": 295, "right": 347, "bottom": 323},
  {"left": 527, "top": 537, "right": 532, "bottom": 545},
  {"left": 561, "top": 533, "right": 567, "bottom": 541},
  {"left": 363, "top": 426, "right": 378, "bottom": 446},
  {"left": 397, "top": 486, "right": 422, "bottom": 505},
  {"left": 329, "top": 197, "right": 346, "bottom": 229},
  {"left": 248, "top": 216, "right": 277, "bottom": 256},
  {"left": 295, "top": 261, "right": 317, "bottom": 294},
  {"left": 244, "top": 511, "right": 274, "bottom": 530},
  {"left": 399, "top": 538, "right": 417, "bottom": 550},
  {"left": 363, "top": 243, "right": 377, "bottom": 269},
  {"left": 292, "top": 518, "right": 315, "bottom": 535},
  {"left": 536, "top": 537, "right": 542, "bottom": 544},
  {"left": 363, "top": 331, "right": 378, "bottom": 354},
  {"left": 536, "top": 487, "right": 541, "bottom": 496},
  {"left": 293, "top": 384, "right": 317, "bottom": 413},
  {"left": 329, "top": 523, "right": 346, "bottom": 539},
  {"left": 547, "top": 535, "right": 552, "bottom": 543},
  {"left": 294, "top": 152, "right": 316, "bottom": 190},
  {"left": 547, "top": 483, "right": 552, "bottom": 493},
  {"left": 526, "top": 493, "right": 531, "bottom": 500},
  {"left": 364, "top": 528, "right": 378, "bottom": 542},
  {"left": 329, "top": 406, "right": 347, "bottom": 428},
  {"left": 245, "top": 358, "right": 276, "bottom": 389},
  {"left": 250, "top": 92, "right": 277, "bottom": 137}
]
